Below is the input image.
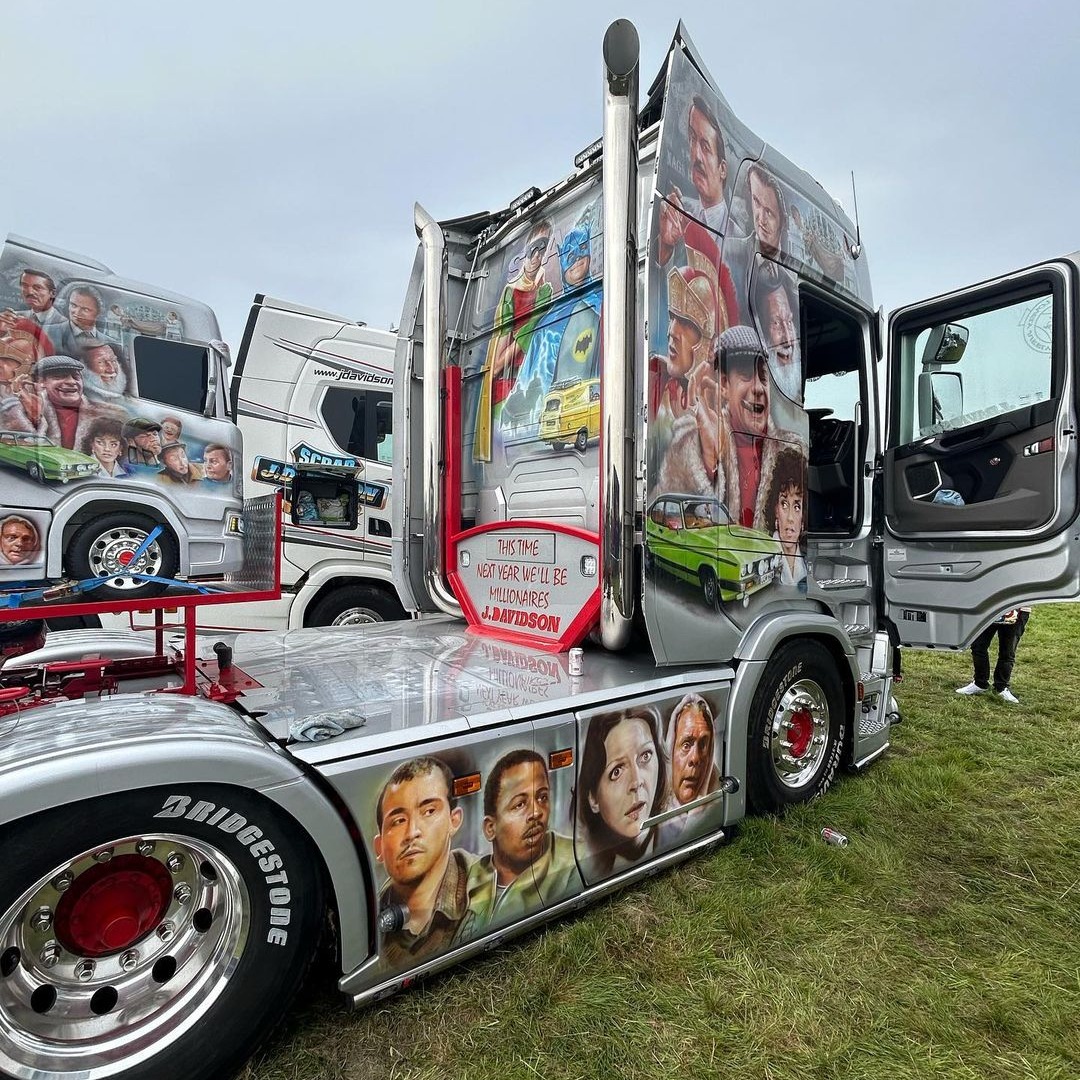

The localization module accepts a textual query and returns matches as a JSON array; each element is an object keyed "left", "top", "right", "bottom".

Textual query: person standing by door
[{"left": 956, "top": 608, "right": 1031, "bottom": 704}]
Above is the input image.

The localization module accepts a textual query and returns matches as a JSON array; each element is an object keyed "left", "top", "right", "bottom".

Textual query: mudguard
[
  {"left": 0, "top": 692, "right": 372, "bottom": 972},
  {"left": 725, "top": 612, "right": 860, "bottom": 811}
]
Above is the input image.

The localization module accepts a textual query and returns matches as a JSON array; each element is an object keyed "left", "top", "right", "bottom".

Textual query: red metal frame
[{"left": 0, "top": 495, "right": 283, "bottom": 708}]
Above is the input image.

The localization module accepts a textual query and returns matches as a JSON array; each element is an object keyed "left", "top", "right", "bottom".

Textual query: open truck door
[{"left": 882, "top": 256, "right": 1080, "bottom": 646}]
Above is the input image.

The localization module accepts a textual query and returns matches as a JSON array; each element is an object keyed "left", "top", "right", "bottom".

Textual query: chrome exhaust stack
[
  {"left": 414, "top": 202, "right": 462, "bottom": 618},
  {"left": 600, "top": 19, "right": 639, "bottom": 651}
]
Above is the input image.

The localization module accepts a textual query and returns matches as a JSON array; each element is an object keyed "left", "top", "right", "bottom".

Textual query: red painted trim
[
  {"left": 454, "top": 581, "right": 601, "bottom": 653},
  {"left": 452, "top": 519, "right": 600, "bottom": 545},
  {"left": 444, "top": 367, "right": 463, "bottom": 575},
  {"left": 449, "top": 522, "right": 601, "bottom": 651}
]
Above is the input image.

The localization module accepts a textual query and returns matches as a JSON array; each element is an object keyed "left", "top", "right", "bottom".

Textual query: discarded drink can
[
  {"left": 568, "top": 647, "right": 584, "bottom": 676},
  {"left": 821, "top": 827, "right": 849, "bottom": 847}
]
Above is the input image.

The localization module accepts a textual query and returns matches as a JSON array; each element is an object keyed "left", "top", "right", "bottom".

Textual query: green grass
[{"left": 244, "top": 606, "right": 1080, "bottom": 1080}]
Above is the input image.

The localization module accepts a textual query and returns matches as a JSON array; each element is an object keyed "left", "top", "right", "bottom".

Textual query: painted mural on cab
[
  {"left": 462, "top": 188, "right": 603, "bottom": 527},
  {"left": 0, "top": 244, "right": 241, "bottom": 578},
  {"left": 365, "top": 688, "right": 725, "bottom": 974},
  {"left": 645, "top": 48, "right": 813, "bottom": 622}
]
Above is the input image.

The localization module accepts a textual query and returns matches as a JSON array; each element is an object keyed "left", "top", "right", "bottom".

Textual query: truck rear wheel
[
  {"left": 66, "top": 513, "right": 179, "bottom": 602},
  {"left": 745, "top": 640, "right": 845, "bottom": 813},
  {"left": 0, "top": 785, "right": 322, "bottom": 1080},
  {"left": 307, "top": 583, "right": 406, "bottom": 627}
]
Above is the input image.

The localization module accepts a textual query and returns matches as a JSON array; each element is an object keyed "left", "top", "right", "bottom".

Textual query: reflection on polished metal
[
  {"left": 415, "top": 202, "right": 463, "bottom": 619},
  {"left": 600, "top": 19, "right": 640, "bottom": 651}
]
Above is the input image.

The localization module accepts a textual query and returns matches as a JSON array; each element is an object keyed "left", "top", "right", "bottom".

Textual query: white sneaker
[
  {"left": 998, "top": 688, "right": 1019, "bottom": 704},
  {"left": 955, "top": 682, "right": 987, "bottom": 695}
]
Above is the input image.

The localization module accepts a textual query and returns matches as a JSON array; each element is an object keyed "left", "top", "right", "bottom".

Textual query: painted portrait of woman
[{"left": 577, "top": 707, "right": 671, "bottom": 879}]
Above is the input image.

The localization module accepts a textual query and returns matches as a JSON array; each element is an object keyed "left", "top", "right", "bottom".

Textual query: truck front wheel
[
  {"left": 66, "top": 513, "right": 180, "bottom": 601},
  {"left": 745, "top": 640, "right": 845, "bottom": 813},
  {"left": 0, "top": 785, "right": 322, "bottom": 1080},
  {"left": 307, "top": 583, "right": 406, "bottom": 627}
]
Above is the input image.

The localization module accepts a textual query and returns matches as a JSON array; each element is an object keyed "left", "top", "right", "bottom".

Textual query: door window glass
[
  {"left": 319, "top": 388, "right": 393, "bottom": 460},
  {"left": 894, "top": 290, "right": 1054, "bottom": 446},
  {"left": 131, "top": 337, "right": 208, "bottom": 413}
]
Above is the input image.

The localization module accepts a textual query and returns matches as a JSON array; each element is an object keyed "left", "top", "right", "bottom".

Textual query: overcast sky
[{"left": 4, "top": 1, "right": 1077, "bottom": 350}]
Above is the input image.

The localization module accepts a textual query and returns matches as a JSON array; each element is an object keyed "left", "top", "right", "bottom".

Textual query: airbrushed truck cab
[
  {"left": 396, "top": 22, "right": 1080, "bottom": 665},
  {"left": 2, "top": 21, "right": 1080, "bottom": 1080},
  {"left": 0, "top": 236, "right": 243, "bottom": 601}
]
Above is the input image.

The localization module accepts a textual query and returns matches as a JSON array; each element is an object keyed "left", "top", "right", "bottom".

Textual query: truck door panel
[
  {"left": 883, "top": 262, "right": 1080, "bottom": 647},
  {"left": 888, "top": 400, "right": 1058, "bottom": 533}
]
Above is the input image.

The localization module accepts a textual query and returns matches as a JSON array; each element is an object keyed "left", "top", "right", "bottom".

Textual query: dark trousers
[{"left": 971, "top": 613, "right": 1028, "bottom": 692}]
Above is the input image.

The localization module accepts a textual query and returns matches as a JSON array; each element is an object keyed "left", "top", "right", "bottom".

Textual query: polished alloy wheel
[
  {"left": 0, "top": 833, "right": 249, "bottom": 1079},
  {"left": 769, "top": 678, "right": 830, "bottom": 789},
  {"left": 330, "top": 607, "right": 383, "bottom": 627},
  {"left": 84, "top": 526, "right": 164, "bottom": 590}
]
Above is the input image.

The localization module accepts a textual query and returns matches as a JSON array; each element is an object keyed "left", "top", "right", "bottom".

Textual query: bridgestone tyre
[
  {"left": 307, "top": 583, "right": 407, "bottom": 627},
  {"left": 0, "top": 785, "right": 322, "bottom": 1080},
  {"left": 66, "top": 513, "right": 180, "bottom": 602},
  {"left": 745, "top": 640, "right": 845, "bottom": 814}
]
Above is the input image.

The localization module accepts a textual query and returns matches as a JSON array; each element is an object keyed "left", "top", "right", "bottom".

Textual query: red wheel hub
[
  {"left": 54, "top": 854, "right": 174, "bottom": 957},
  {"left": 788, "top": 708, "right": 813, "bottom": 757},
  {"left": 117, "top": 550, "right": 135, "bottom": 566}
]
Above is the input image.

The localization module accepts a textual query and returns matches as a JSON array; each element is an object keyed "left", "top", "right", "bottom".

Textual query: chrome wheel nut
[{"left": 30, "top": 908, "right": 52, "bottom": 933}]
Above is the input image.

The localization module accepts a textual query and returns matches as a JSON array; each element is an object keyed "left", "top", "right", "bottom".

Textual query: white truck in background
[{"left": 223, "top": 295, "right": 408, "bottom": 629}]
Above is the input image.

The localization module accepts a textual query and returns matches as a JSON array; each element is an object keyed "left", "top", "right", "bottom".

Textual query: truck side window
[
  {"left": 802, "top": 293, "right": 866, "bottom": 534},
  {"left": 894, "top": 290, "right": 1054, "bottom": 446},
  {"left": 131, "top": 337, "right": 209, "bottom": 413},
  {"left": 319, "top": 388, "right": 393, "bottom": 461}
]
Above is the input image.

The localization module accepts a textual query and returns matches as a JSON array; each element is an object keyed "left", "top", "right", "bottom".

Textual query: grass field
[{"left": 244, "top": 605, "right": 1080, "bottom": 1080}]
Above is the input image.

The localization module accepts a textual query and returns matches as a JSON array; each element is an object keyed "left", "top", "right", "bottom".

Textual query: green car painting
[
  {"left": 646, "top": 494, "right": 783, "bottom": 608},
  {"left": 0, "top": 431, "right": 100, "bottom": 484}
]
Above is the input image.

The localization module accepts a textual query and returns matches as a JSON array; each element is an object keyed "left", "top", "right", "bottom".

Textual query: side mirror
[
  {"left": 204, "top": 340, "right": 232, "bottom": 417},
  {"left": 921, "top": 323, "right": 968, "bottom": 367},
  {"left": 918, "top": 370, "right": 964, "bottom": 432}
]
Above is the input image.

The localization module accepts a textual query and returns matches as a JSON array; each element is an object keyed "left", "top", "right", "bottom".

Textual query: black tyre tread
[
  {"left": 307, "top": 582, "right": 407, "bottom": 627},
  {"left": 745, "top": 639, "right": 845, "bottom": 815},
  {"left": 0, "top": 785, "right": 322, "bottom": 1080}
]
